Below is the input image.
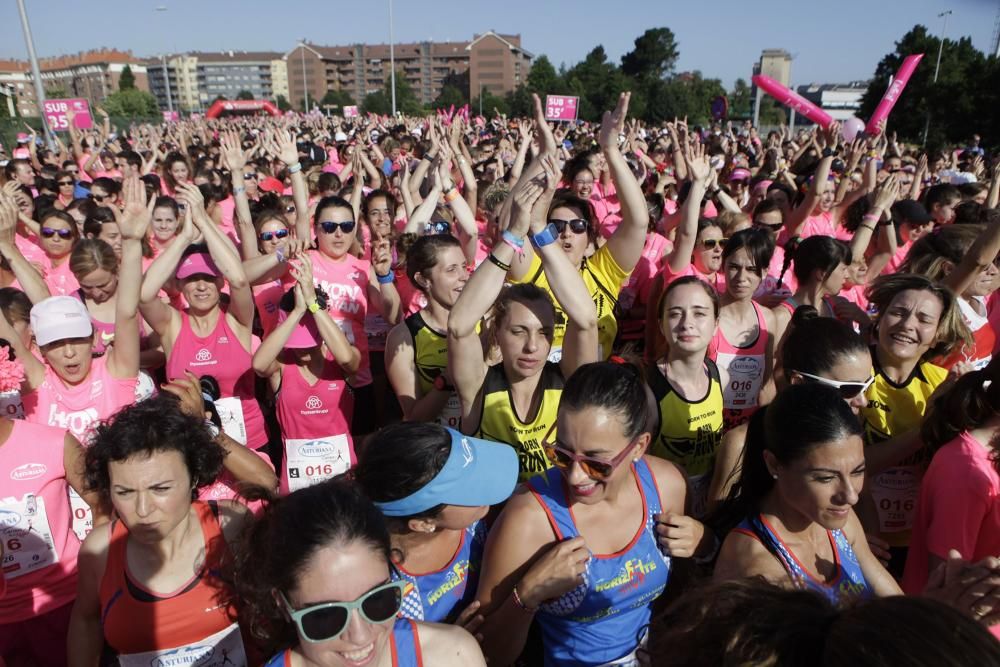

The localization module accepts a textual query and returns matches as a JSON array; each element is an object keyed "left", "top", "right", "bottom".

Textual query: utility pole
[
  {"left": 301, "top": 40, "right": 310, "bottom": 112},
  {"left": 389, "top": 0, "right": 396, "bottom": 115},
  {"left": 15, "top": 0, "right": 54, "bottom": 149},
  {"left": 923, "top": 10, "right": 952, "bottom": 145}
]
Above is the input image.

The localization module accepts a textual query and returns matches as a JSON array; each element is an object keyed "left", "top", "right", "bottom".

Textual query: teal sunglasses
[{"left": 280, "top": 580, "right": 406, "bottom": 643}]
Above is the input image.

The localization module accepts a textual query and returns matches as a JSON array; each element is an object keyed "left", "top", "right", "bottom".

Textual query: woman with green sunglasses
[{"left": 232, "top": 479, "right": 485, "bottom": 667}]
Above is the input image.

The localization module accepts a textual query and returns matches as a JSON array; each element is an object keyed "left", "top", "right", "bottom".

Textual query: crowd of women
[{"left": 1, "top": 88, "right": 1000, "bottom": 665}]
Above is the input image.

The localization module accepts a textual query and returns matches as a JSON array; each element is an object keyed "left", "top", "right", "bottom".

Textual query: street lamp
[
  {"left": 15, "top": 0, "right": 54, "bottom": 149},
  {"left": 389, "top": 0, "right": 396, "bottom": 115},
  {"left": 155, "top": 7, "right": 174, "bottom": 113},
  {"left": 923, "top": 10, "right": 952, "bottom": 145},
  {"left": 479, "top": 81, "right": 484, "bottom": 117},
  {"left": 300, "top": 39, "right": 309, "bottom": 112}
]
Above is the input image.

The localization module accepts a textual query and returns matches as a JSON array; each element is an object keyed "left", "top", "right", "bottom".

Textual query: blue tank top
[
  {"left": 394, "top": 520, "right": 487, "bottom": 623},
  {"left": 264, "top": 618, "right": 422, "bottom": 666},
  {"left": 734, "top": 513, "right": 872, "bottom": 603},
  {"left": 527, "top": 459, "right": 670, "bottom": 666}
]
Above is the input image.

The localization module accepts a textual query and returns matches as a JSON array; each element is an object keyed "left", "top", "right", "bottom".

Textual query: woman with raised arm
[
  {"left": 475, "top": 361, "right": 713, "bottom": 666},
  {"left": 138, "top": 182, "right": 267, "bottom": 450},
  {"left": 252, "top": 253, "right": 360, "bottom": 494},
  {"left": 507, "top": 93, "right": 648, "bottom": 360},
  {"left": 448, "top": 165, "right": 598, "bottom": 480},
  {"left": 385, "top": 234, "right": 469, "bottom": 425},
  {"left": 231, "top": 480, "right": 485, "bottom": 667}
]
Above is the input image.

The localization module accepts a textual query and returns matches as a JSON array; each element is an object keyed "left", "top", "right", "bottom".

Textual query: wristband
[
  {"left": 234, "top": 186, "right": 246, "bottom": 195},
  {"left": 862, "top": 213, "right": 881, "bottom": 223},
  {"left": 822, "top": 148, "right": 835, "bottom": 158},
  {"left": 487, "top": 253, "right": 510, "bottom": 271},
  {"left": 204, "top": 418, "right": 221, "bottom": 439},
  {"left": 512, "top": 584, "right": 537, "bottom": 613},
  {"left": 501, "top": 230, "right": 525, "bottom": 255},
  {"left": 444, "top": 188, "right": 460, "bottom": 203},
  {"left": 288, "top": 162, "right": 303, "bottom": 174},
  {"left": 860, "top": 224, "right": 876, "bottom": 232},
  {"left": 878, "top": 218, "right": 893, "bottom": 227},
  {"left": 376, "top": 272, "right": 395, "bottom": 285},
  {"left": 529, "top": 223, "right": 559, "bottom": 248},
  {"left": 308, "top": 301, "right": 321, "bottom": 314},
  {"left": 275, "top": 246, "right": 287, "bottom": 264}
]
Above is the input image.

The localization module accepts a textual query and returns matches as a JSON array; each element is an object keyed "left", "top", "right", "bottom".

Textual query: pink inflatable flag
[
  {"left": 752, "top": 75, "right": 834, "bottom": 128},
  {"left": 864, "top": 54, "right": 924, "bottom": 136}
]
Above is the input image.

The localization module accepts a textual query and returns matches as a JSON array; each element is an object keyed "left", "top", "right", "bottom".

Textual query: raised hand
[
  {"left": 266, "top": 128, "right": 300, "bottom": 166},
  {"left": 117, "top": 176, "right": 152, "bottom": 240},
  {"left": 0, "top": 195, "right": 18, "bottom": 246},
  {"left": 873, "top": 174, "right": 900, "bottom": 211},
  {"left": 685, "top": 143, "right": 711, "bottom": 184}
]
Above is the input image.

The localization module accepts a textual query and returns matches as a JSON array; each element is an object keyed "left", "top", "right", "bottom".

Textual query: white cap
[
  {"left": 334, "top": 131, "right": 348, "bottom": 142},
  {"left": 30, "top": 296, "right": 93, "bottom": 346}
]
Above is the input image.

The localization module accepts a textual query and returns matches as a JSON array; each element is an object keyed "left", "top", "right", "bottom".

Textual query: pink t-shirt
[
  {"left": 797, "top": 211, "right": 836, "bottom": 240},
  {"left": 253, "top": 277, "right": 292, "bottom": 337},
  {"left": 14, "top": 234, "right": 45, "bottom": 265},
  {"left": 660, "top": 262, "right": 726, "bottom": 295},
  {"left": 165, "top": 311, "right": 267, "bottom": 449},
  {"left": 307, "top": 250, "right": 372, "bottom": 386},
  {"left": 903, "top": 431, "right": 1000, "bottom": 641},
  {"left": 883, "top": 240, "right": 913, "bottom": 276},
  {"left": 22, "top": 355, "right": 137, "bottom": 443},
  {"left": 621, "top": 233, "right": 671, "bottom": 311},
  {"left": 42, "top": 259, "right": 79, "bottom": 298},
  {"left": 0, "top": 420, "right": 80, "bottom": 623}
]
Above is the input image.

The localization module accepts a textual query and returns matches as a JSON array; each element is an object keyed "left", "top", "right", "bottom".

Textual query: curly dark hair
[
  {"left": 227, "top": 479, "right": 391, "bottom": 654},
  {"left": 84, "top": 393, "right": 225, "bottom": 498}
]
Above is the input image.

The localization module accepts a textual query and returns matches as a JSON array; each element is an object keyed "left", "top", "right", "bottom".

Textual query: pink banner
[
  {"left": 865, "top": 54, "right": 924, "bottom": 136},
  {"left": 343, "top": 105, "right": 359, "bottom": 118},
  {"left": 751, "top": 75, "right": 833, "bottom": 128},
  {"left": 162, "top": 111, "right": 179, "bottom": 122},
  {"left": 544, "top": 95, "right": 579, "bottom": 122},
  {"left": 43, "top": 98, "right": 93, "bottom": 131}
]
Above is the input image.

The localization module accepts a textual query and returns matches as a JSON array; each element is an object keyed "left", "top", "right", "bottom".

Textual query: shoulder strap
[
  {"left": 582, "top": 257, "right": 621, "bottom": 309},
  {"left": 542, "top": 361, "right": 565, "bottom": 389},
  {"left": 404, "top": 311, "right": 425, "bottom": 340},
  {"left": 527, "top": 469, "right": 578, "bottom": 541},
  {"left": 704, "top": 358, "right": 722, "bottom": 383},
  {"left": 482, "top": 363, "right": 507, "bottom": 396},
  {"left": 634, "top": 459, "right": 662, "bottom": 517}
]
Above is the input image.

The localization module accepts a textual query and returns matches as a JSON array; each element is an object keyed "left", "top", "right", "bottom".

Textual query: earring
[{"left": 772, "top": 473, "right": 778, "bottom": 480}]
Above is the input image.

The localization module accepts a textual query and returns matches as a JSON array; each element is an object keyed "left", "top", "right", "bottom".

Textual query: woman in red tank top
[{"left": 67, "top": 392, "right": 259, "bottom": 666}]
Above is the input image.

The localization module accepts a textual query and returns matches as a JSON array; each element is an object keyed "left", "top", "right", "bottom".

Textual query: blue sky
[{"left": 2, "top": 0, "right": 997, "bottom": 89}]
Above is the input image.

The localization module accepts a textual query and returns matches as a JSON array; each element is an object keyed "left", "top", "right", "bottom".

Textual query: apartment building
[
  {"left": 0, "top": 49, "right": 149, "bottom": 116},
  {"left": 285, "top": 30, "right": 532, "bottom": 109},
  {"left": 0, "top": 60, "right": 37, "bottom": 117},
  {"left": 146, "top": 51, "right": 289, "bottom": 113}
]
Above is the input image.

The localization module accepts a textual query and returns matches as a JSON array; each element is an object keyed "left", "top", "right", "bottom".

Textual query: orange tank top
[{"left": 99, "top": 500, "right": 249, "bottom": 665}]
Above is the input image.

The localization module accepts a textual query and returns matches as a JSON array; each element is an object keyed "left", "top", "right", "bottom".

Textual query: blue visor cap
[{"left": 375, "top": 428, "right": 518, "bottom": 517}]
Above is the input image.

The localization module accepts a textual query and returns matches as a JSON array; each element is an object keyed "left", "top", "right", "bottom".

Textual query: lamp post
[
  {"left": 923, "top": 10, "right": 952, "bottom": 145},
  {"left": 15, "top": 0, "right": 53, "bottom": 149},
  {"left": 300, "top": 39, "right": 309, "bottom": 112},
  {"left": 479, "top": 81, "right": 484, "bottom": 117},
  {"left": 389, "top": 0, "right": 396, "bottom": 115},
  {"left": 154, "top": 7, "right": 174, "bottom": 113}
]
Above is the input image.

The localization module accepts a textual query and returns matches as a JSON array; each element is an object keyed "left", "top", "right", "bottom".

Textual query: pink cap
[
  {"left": 15, "top": 133, "right": 29, "bottom": 144},
  {"left": 729, "top": 168, "right": 751, "bottom": 182},
  {"left": 176, "top": 252, "right": 220, "bottom": 280},
  {"left": 259, "top": 176, "right": 284, "bottom": 193},
  {"left": 277, "top": 309, "right": 321, "bottom": 349},
  {"left": 753, "top": 179, "right": 773, "bottom": 196}
]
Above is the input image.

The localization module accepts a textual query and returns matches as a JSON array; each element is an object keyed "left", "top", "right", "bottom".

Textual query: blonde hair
[{"left": 70, "top": 239, "right": 118, "bottom": 280}]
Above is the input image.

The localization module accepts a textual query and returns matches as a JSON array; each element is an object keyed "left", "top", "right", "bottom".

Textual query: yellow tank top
[
  {"left": 646, "top": 359, "right": 724, "bottom": 518},
  {"left": 477, "top": 362, "right": 563, "bottom": 481},
  {"left": 513, "top": 246, "right": 630, "bottom": 360},
  {"left": 404, "top": 311, "right": 462, "bottom": 429},
  {"left": 861, "top": 353, "right": 947, "bottom": 547}
]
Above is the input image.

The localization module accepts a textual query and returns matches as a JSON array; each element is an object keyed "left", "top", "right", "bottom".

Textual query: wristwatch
[
  {"left": 433, "top": 374, "right": 453, "bottom": 392},
  {"left": 308, "top": 301, "right": 321, "bottom": 314},
  {"left": 529, "top": 223, "right": 559, "bottom": 248}
]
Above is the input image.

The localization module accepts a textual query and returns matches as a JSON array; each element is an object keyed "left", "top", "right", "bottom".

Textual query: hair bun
[{"left": 790, "top": 305, "right": 819, "bottom": 326}]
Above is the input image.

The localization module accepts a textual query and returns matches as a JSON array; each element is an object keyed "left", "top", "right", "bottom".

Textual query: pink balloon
[
  {"left": 865, "top": 54, "right": 924, "bottom": 136},
  {"left": 841, "top": 117, "right": 866, "bottom": 143},
  {"left": 752, "top": 75, "right": 834, "bottom": 129}
]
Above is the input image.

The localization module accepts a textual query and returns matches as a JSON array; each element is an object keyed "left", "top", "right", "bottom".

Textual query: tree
[
  {"left": 441, "top": 69, "right": 470, "bottom": 100},
  {"left": 859, "top": 25, "right": 987, "bottom": 146},
  {"left": 236, "top": 89, "right": 255, "bottom": 100},
  {"left": 729, "top": 78, "right": 753, "bottom": 119},
  {"left": 102, "top": 89, "right": 159, "bottom": 116},
  {"left": 119, "top": 65, "right": 135, "bottom": 91},
  {"left": 432, "top": 85, "right": 467, "bottom": 111},
  {"left": 275, "top": 94, "right": 292, "bottom": 112},
  {"left": 320, "top": 89, "right": 355, "bottom": 110},
  {"left": 563, "top": 46, "right": 630, "bottom": 121},
  {"left": 362, "top": 71, "right": 421, "bottom": 116},
  {"left": 621, "top": 28, "right": 679, "bottom": 81},
  {"left": 471, "top": 87, "right": 508, "bottom": 118},
  {"left": 526, "top": 55, "right": 564, "bottom": 96},
  {"left": 756, "top": 96, "right": 786, "bottom": 126},
  {"left": 644, "top": 71, "right": 725, "bottom": 125}
]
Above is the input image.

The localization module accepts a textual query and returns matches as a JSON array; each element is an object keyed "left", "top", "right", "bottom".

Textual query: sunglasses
[
  {"left": 318, "top": 220, "right": 356, "bottom": 235},
  {"left": 243, "top": 172, "right": 258, "bottom": 180},
  {"left": 41, "top": 227, "right": 73, "bottom": 240},
  {"left": 424, "top": 220, "right": 450, "bottom": 235},
  {"left": 285, "top": 205, "right": 296, "bottom": 214},
  {"left": 280, "top": 580, "right": 405, "bottom": 643},
  {"left": 259, "top": 229, "right": 290, "bottom": 242},
  {"left": 701, "top": 238, "right": 728, "bottom": 250},
  {"left": 753, "top": 221, "right": 783, "bottom": 232},
  {"left": 91, "top": 193, "right": 108, "bottom": 202},
  {"left": 795, "top": 371, "right": 875, "bottom": 399},
  {"left": 542, "top": 425, "right": 635, "bottom": 481},
  {"left": 549, "top": 218, "right": 589, "bottom": 235},
  {"left": 58, "top": 180, "right": 74, "bottom": 186}
]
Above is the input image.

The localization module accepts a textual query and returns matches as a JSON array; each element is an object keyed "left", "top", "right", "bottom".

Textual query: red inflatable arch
[{"left": 205, "top": 99, "right": 280, "bottom": 119}]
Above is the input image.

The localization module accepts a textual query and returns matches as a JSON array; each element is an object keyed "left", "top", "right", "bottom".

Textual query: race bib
[
  {"left": 716, "top": 352, "right": 765, "bottom": 412},
  {"left": 285, "top": 434, "right": 352, "bottom": 493},
  {"left": 0, "top": 391, "right": 23, "bottom": 420},
  {"left": 69, "top": 487, "right": 93, "bottom": 542},
  {"left": 870, "top": 464, "right": 921, "bottom": 534},
  {"left": 0, "top": 494, "right": 59, "bottom": 580},
  {"left": 438, "top": 393, "right": 462, "bottom": 430},
  {"left": 117, "top": 622, "right": 247, "bottom": 667},
  {"left": 215, "top": 397, "right": 247, "bottom": 446}
]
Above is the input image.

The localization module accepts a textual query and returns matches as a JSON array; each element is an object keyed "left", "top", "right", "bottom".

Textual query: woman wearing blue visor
[{"left": 355, "top": 423, "right": 519, "bottom": 630}]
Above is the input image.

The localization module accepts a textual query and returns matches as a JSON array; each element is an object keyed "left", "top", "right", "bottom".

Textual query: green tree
[
  {"left": 102, "top": 89, "right": 159, "bottom": 116},
  {"left": 526, "top": 55, "right": 564, "bottom": 96},
  {"left": 432, "top": 85, "right": 467, "bottom": 111},
  {"left": 757, "top": 96, "right": 786, "bottom": 126},
  {"left": 504, "top": 85, "right": 533, "bottom": 118},
  {"left": 471, "top": 87, "right": 508, "bottom": 118},
  {"left": 563, "top": 46, "right": 629, "bottom": 121},
  {"left": 275, "top": 94, "right": 292, "bottom": 112},
  {"left": 729, "top": 78, "right": 752, "bottom": 119},
  {"left": 119, "top": 65, "right": 135, "bottom": 91},
  {"left": 321, "top": 89, "right": 355, "bottom": 110},
  {"left": 363, "top": 71, "right": 422, "bottom": 116},
  {"left": 859, "top": 24, "right": 987, "bottom": 145},
  {"left": 236, "top": 89, "right": 255, "bottom": 100},
  {"left": 644, "top": 71, "right": 725, "bottom": 125},
  {"left": 621, "top": 27, "right": 679, "bottom": 80}
]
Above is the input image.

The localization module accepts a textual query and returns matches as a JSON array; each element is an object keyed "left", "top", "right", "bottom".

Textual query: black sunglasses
[
  {"left": 243, "top": 172, "right": 258, "bottom": 180},
  {"left": 285, "top": 205, "right": 296, "bottom": 214},
  {"left": 549, "top": 218, "right": 589, "bottom": 235},
  {"left": 753, "top": 220, "right": 783, "bottom": 232},
  {"left": 91, "top": 193, "right": 107, "bottom": 202},
  {"left": 41, "top": 227, "right": 73, "bottom": 240},
  {"left": 259, "top": 229, "right": 290, "bottom": 242},
  {"left": 58, "top": 180, "right": 74, "bottom": 186},
  {"left": 701, "top": 238, "right": 727, "bottom": 250},
  {"left": 424, "top": 220, "right": 450, "bottom": 235},
  {"left": 318, "top": 220, "right": 356, "bottom": 234}
]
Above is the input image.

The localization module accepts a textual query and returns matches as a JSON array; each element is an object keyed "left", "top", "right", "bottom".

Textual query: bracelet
[
  {"left": 501, "top": 230, "right": 525, "bottom": 255},
  {"left": 288, "top": 162, "right": 302, "bottom": 174},
  {"left": 486, "top": 253, "right": 510, "bottom": 271},
  {"left": 234, "top": 186, "right": 246, "bottom": 195},
  {"left": 204, "top": 418, "right": 221, "bottom": 439},
  {"left": 275, "top": 246, "right": 287, "bottom": 263},
  {"left": 376, "top": 272, "right": 395, "bottom": 285},
  {"left": 860, "top": 224, "right": 876, "bottom": 232},
  {"left": 878, "top": 218, "right": 893, "bottom": 227},
  {"left": 512, "top": 584, "right": 537, "bottom": 613},
  {"left": 444, "top": 188, "right": 460, "bottom": 203},
  {"left": 862, "top": 213, "right": 881, "bottom": 223}
]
